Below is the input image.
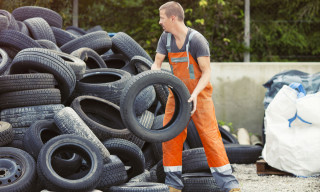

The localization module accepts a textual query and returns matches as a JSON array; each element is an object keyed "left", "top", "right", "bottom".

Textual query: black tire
[
  {"left": 66, "top": 26, "right": 87, "bottom": 36},
  {"left": 103, "top": 138, "right": 145, "bottom": 180},
  {"left": 23, "top": 17, "right": 56, "bottom": 43},
  {"left": 48, "top": 50, "right": 86, "bottom": 80},
  {"left": 0, "top": 104, "right": 64, "bottom": 129},
  {"left": 0, "top": 147, "right": 37, "bottom": 192},
  {"left": 225, "top": 144, "right": 263, "bottom": 164},
  {"left": 12, "top": 6, "right": 63, "bottom": 28},
  {"left": 71, "top": 95, "right": 132, "bottom": 140},
  {"left": 127, "top": 110, "right": 155, "bottom": 148},
  {"left": 37, "top": 134, "right": 103, "bottom": 192},
  {"left": 134, "top": 59, "right": 170, "bottom": 109},
  {"left": 0, "top": 73, "right": 56, "bottom": 94},
  {"left": 0, "top": 10, "right": 19, "bottom": 30},
  {"left": 101, "top": 53, "right": 129, "bottom": 70},
  {"left": 96, "top": 155, "right": 128, "bottom": 190},
  {"left": 109, "top": 182, "right": 169, "bottom": 192},
  {"left": 22, "top": 120, "right": 60, "bottom": 159},
  {"left": 0, "top": 48, "right": 11, "bottom": 75},
  {"left": 142, "top": 142, "right": 158, "bottom": 171},
  {"left": 129, "top": 75, "right": 156, "bottom": 116},
  {"left": 51, "top": 26, "right": 77, "bottom": 47},
  {"left": 0, "top": 15, "right": 9, "bottom": 31},
  {"left": 0, "top": 88, "right": 61, "bottom": 110},
  {"left": 54, "top": 107, "right": 111, "bottom": 163},
  {"left": 10, "top": 48, "right": 76, "bottom": 102},
  {"left": 4, "top": 127, "right": 28, "bottom": 149},
  {"left": 0, "top": 30, "right": 41, "bottom": 56},
  {"left": 182, "top": 173, "right": 221, "bottom": 192},
  {"left": 16, "top": 21, "right": 30, "bottom": 36},
  {"left": 71, "top": 68, "right": 131, "bottom": 105},
  {"left": 60, "top": 31, "right": 112, "bottom": 54},
  {"left": 71, "top": 47, "right": 107, "bottom": 69},
  {"left": 0, "top": 121, "right": 14, "bottom": 146},
  {"left": 111, "top": 32, "right": 153, "bottom": 62},
  {"left": 120, "top": 70, "right": 192, "bottom": 142},
  {"left": 36, "top": 39, "right": 61, "bottom": 51}
]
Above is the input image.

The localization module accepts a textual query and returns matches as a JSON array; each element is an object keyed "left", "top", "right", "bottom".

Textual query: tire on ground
[
  {"left": 102, "top": 138, "right": 145, "bottom": 180},
  {"left": 37, "top": 134, "right": 103, "bottom": 192},
  {"left": 54, "top": 107, "right": 111, "bottom": 163},
  {"left": 0, "top": 121, "right": 14, "bottom": 146},
  {"left": 0, "top": 147, "right": 37, "bottom": 192}
]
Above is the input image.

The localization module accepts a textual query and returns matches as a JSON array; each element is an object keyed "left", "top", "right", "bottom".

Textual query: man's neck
[{"left": 170, "top": 23, "right": 189, "bottom": 41}]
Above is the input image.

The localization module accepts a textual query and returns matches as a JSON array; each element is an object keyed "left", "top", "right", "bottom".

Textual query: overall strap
[
  {"left": 166, "top": 33, "right": 172, "bottom": 53},
  {"left": 186, "top": 30, "right": 199, "bottom": 69}
]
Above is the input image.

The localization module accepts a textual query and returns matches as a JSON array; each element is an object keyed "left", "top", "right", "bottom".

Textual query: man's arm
[
  {"left": 188, "top": 56, "right": 211, "bottom": 114},
  {"left": 151, "top": 53, "right": 166, "bottom": 70}
]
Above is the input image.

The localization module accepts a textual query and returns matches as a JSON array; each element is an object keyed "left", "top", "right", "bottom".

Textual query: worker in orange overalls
[{"left": 151, "top": 2, "right": 240, "bottom": 192}]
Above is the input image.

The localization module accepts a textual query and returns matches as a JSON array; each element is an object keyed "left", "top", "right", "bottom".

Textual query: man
[{"left": 151, "top": 1, "right": 240, "bottom": 192}]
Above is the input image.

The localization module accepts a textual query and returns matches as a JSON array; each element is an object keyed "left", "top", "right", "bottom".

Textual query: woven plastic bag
[{"left": 262, "top": 83, "right": 320, "bottom": 177}]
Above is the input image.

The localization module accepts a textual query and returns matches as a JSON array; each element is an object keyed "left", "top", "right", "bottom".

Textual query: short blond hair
[{"left": 159, "top": 1, "right": 184, "bottom": 21}]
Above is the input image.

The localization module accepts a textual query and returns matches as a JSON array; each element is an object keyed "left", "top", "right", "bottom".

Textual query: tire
[
  {"left": 0, "top": 147, "right": 37, "bottom": 192},
  {"left": 16, "top": 21, "right": 30, "bottom": 36},
  {"left": 96, "top": 155, "right": 128, "bottom": 190},
  {"left": 36, "top": 39, "right": 61, "bottom": 51},
  {"left": 129, "top": 75, "right": 156, "bottom": 116},
  {"left": 54, "top": 107, "right": 111, "bottom": 163},
  {"left": 142, "top": 142, "right": 158, "bottom": 171},
  {"left": 0, "top": 30, "right": 41, "bottom": 56},
  {"left": 120, "top": 70, "right": 192, "bottom": 142},
  {"left": 109, "top": 182, "right": 169, "bottom": 192},
  {"left": 225, "top": 144, "right": 263, "bottom": 164},
  {"left": 111, "top": 32, "right": 153, "bottom": 62},
  {"left": 103, "top": 138, "right": 145, "bottom": 180},
  {"left": 51, "top": 26, "right": 77, "bottom": 47},
  {"left": 48, "top": 50, "right": 86, "bottom": 80},
  {"left": 23, "top": 17, "right": 56, "bottom": 43},
  {"left": 134, "top": 59, "right": 169, "bottom": 110},
  {"left": 12, "top": 6, "right": 63, "bottom": 28},
  {"left": 60, "top": 31, "right": 112, "bottom": 54},
  {"left": 0, "top": 121, "right": 14, "bottom": 146},
  {"left": 71, "top": 47, "right": 107, "bottom": 69},
  {"left": 127, "top": 110, "right": 155, "bottom": 148},
  {"left": 182, "top": 173, "right": 220, "bottom": 192},
  {"left": 0, "top": 15, "right": 9, "bottom": 31},
  {"left": 0, "top": 48, "right": 11, "bottom": 75},
  {"left": 71, "top": 95, "right": 132, "bottom": 140},
  {"left": 71, "top": 68, "right": 131, "bottom": 105},
  {"left": 37, "top": 134, "right": 103, "bottom": 192},
  {"left": 0, "top": 10, "right": 19, "bottom": 30},
  {"left": 4, "top": 127, "right": 28, "bottom": 149},
  {"left": 66, "top": 26, "right": 87, "bottom": 36},
  {"left": 101, "top": 53, "right": 129, "bottom": 70},
  {"left": 0, "top": 104, "right": 64, "bottom": 128},
  {"left": 0, "top": 88, "right": 61, "bottom": 110},
  {"left": 10, "top": 48, "right": 76, "bottom": 102},
  {"left": 22, "top": 120, "right": 61, "bottom": 159}
]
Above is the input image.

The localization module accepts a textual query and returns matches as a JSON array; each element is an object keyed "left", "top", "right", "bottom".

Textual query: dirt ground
[{"left": 232, "top": 164, "right": 320, "bottom": 192}]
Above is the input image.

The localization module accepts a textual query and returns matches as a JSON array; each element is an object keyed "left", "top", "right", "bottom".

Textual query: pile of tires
[{"left": 0, "top": 6, "right": 261, "bottom": 192}]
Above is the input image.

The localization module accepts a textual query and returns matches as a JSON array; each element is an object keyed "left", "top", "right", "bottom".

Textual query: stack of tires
[{"left": 0, "top": 5, "right": 262, "bottom": 192}]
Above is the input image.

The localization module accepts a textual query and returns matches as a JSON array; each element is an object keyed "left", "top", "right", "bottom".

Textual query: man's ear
[{"left": 171, "top": 15, "right": 176, "bottom": 22}]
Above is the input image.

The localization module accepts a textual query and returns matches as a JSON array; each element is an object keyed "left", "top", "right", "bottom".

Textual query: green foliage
[
  {"left": 218, "top": 120, "right": 234, "bottom": 133},
  {"left": 1, "top": 0, "right": 319, "bottom": 61}
]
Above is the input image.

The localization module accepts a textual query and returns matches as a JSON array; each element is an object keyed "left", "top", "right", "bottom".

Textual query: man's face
[{"left": 159, "top": 9, "right": 171, "bottom": 32}]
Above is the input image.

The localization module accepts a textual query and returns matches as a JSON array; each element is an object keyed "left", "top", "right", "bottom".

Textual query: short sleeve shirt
[{"left": 156, "top": 28, "right": 210, "bottom": 64}]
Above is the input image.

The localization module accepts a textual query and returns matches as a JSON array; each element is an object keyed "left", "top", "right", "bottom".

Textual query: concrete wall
[{"left": 162, "top": 62, "right": 320, "bottom": 136}]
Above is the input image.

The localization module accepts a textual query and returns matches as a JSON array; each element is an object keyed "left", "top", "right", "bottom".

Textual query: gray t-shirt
[{"left": 156, "top": 28, "right": 210, "bottom": 64}]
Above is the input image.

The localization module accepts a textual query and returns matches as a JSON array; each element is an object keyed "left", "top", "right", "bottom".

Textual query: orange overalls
[{"left": 162, "top": 30, "right": 238, "bottom": 191}]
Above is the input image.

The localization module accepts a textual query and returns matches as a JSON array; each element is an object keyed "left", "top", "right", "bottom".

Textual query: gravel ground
[{"left": 232, "top": 164, "right": 320, "bottom": 192}]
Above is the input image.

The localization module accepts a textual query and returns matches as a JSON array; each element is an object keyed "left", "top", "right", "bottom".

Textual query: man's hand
[{"left": 188, "top": 93, "right": 197, "bottom": 115}]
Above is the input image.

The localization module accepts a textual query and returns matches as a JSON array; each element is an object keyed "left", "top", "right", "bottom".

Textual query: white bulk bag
[{"left": 262, "top": 83, "right": 320, "bottom": 177}]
